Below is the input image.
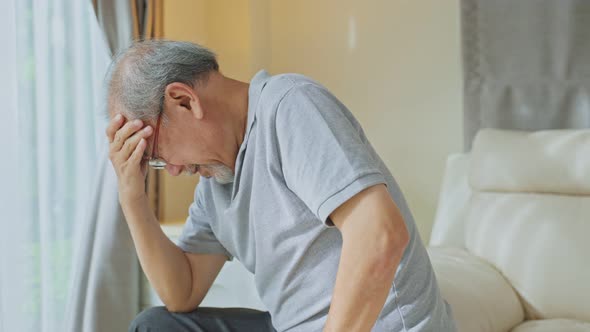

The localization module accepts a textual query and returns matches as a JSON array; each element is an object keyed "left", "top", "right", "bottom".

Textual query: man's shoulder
[
  {"left": 255, "top": 73, "right": 332, "bottom": 130},
  {"left": 267, "top": 72, "right": 318, "bottom": 87},
  {"left": 260, "top": 72, "right": 325, "bottom": 106}
]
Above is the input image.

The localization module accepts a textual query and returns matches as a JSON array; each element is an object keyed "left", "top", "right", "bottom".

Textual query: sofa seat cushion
[
  {"left": 511, "top": 319, "right": 590, "bottom": 332},
  {"left": 428, "top": 247, "right": 524, "bottom": 332}
]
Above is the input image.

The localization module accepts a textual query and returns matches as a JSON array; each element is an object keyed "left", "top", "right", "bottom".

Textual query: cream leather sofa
[{"left": 428, "top": 129, "right": 590, "bottom": 332}]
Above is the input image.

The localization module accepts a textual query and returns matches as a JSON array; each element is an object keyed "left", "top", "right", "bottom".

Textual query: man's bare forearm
[
  {"left": 105, "top": 115, "right": 196, "bottom": 311},
  {"left": 325, "top": 185, "right": 410, "bottom": 332},
  {"left": 324, "top": 228, "right": 406, "bottom": 332},
  {"left": 122, "top": 196, "right": 194, "bottom": 311}
]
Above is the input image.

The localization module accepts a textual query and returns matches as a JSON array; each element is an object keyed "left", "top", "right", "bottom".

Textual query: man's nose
[{"left": 165, "top": 164, "right": 183, "bottom": 176}]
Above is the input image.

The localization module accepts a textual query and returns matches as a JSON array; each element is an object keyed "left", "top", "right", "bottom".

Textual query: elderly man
[{"left": 106, "top": 40, "right": 456, "bottom": 332}]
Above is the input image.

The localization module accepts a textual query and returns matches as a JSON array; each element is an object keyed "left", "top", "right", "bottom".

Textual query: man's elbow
[
  {"left": 390, "top": 223, "right": 410, "bottom": 256},
  {"left": 162, "top": 290, "right": 203, "bottom": 313},
  {"left": 372, "top": 223, "right": 410, "bottom": 277},
  {"left": 164, "top": 299, "right": 200, "bottom": 313}
]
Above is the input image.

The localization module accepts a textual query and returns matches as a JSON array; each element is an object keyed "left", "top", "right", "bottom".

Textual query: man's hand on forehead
[{"left": 106, "top": 113, "right": 154, "bottom": 205}]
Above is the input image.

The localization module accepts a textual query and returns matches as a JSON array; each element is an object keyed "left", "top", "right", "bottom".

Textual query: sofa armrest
[
  {"left": 428, "top": 247, "right": 524, "bottom": 332},
  {"left": 430, "top": 154, "right": 471, "bottom": 248}
]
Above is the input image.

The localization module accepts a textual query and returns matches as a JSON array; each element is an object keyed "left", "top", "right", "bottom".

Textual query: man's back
[{"left": 177, "top": 70, "right": 456, "bottom": 331}]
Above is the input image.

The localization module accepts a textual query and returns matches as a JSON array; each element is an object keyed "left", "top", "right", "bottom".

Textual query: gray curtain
[
  {"left": 64, "top": 149, "right": 140, "bottom": 332},
  {"left": 462, "top": 0, "right": 590, "bottom": 150},
  {"left": 64, "top": 1, "right": 162, "bottom": 331},
  {"left": 92, "top": 0, "right": 163, "bottom": 55}
]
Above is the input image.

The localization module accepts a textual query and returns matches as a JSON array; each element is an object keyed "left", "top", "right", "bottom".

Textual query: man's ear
[{"left": 164, "top": 82, "right": 204, "bottom": 119}]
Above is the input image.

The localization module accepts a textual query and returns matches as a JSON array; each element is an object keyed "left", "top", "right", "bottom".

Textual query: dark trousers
[{"left": 129, "top": 306, "right": 277, "bottom": 332}]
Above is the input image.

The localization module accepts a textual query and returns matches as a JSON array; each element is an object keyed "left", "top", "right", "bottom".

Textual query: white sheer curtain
[{"left": 0, "top": 0, "right": 111, "bottom": 330}]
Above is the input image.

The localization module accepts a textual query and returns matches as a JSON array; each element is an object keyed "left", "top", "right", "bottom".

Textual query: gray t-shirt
[{"left": 177, "top": 70, "right": 456, "bottom": 332}]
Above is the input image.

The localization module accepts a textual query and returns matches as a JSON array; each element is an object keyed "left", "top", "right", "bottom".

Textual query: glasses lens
[{"left": 149, "top": 158, "right": 167, "bottom": 170}]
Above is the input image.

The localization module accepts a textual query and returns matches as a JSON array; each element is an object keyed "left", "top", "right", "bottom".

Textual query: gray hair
[{"left": 106, "top": 40, "right": 219, "bottom": 120}]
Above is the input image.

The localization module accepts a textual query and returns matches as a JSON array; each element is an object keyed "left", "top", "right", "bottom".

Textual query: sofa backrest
[{"left": 464, "top": 129, "right": 590, "bottom": 322}]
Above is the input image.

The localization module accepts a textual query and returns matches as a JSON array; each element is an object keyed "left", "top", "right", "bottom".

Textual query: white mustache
[
  {"left": 183, "top": 164, "right": 235, "bottom": 184},
  {"left": 205, "top": 164, "right": 235, "bottom": 184}
]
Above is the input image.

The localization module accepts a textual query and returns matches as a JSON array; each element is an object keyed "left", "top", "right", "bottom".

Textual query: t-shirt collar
[
  {"left": 243, "top": 69, "right": 271, "bottom": 144},
  {"left": 229, "top": 70, "right": 271, "bottom": 196}
]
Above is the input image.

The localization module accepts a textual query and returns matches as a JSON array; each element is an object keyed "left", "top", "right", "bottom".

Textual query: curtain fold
[
  {"left": 461, "top": 0, "right": 590, "bottom": 150},
  {"left": 92, "top": 0, "right": 164, "bottom": 55},
  {"left": 0, "top": 1, "right": 18, "bottom": 331},
  {"left": 64, "top": 148, "right": 140, "bottom": 332},
  {"left": 64, "top": 1, "right": 163, "bottom": 331}
]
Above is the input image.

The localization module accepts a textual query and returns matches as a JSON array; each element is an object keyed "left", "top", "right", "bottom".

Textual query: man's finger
[
  {"left": 129, "top": 138, "right": 147, "bottom": 165},
  {"left": 106, "top": 114, "right": 124, "bottom": 143},
  {"left": 111, "top": 119, "right": 144, "bottom": 153},
  {"left": 121, "top": 126, "right": 153, "bottom": 160}
]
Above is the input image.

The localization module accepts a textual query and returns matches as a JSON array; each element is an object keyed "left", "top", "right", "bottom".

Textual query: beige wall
[
  {"left": 161, "top": 0, "right": 463, "bottom": 242},
  {"left": 266, "top": 1, "right": 463, "bottom": 242},
  {"left": 159, "top": 0, "right": 204, "bottom": 224},
  {"left": 160, "top": 0, "right": 258, "bottom": 223}
]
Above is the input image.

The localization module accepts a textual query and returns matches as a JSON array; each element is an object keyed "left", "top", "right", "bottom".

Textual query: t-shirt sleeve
[
  {"left": 176, "top": 184, "right": 233, "bottom": 260},
  {"left": 275, "top": 83, "right": 387, "bottom": 226}
]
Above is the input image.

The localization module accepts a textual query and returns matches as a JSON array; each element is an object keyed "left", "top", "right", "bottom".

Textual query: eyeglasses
[{"left": 146, "top": 112, "right": 167, "bottom": 170}]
